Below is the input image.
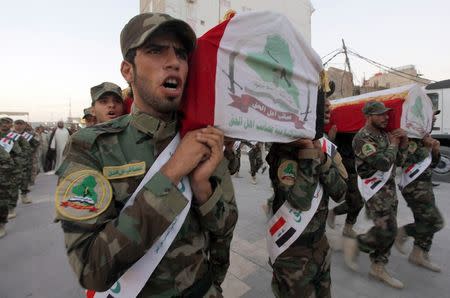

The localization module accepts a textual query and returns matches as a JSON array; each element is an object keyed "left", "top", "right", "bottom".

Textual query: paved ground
[{"left": 1, "top": 157, "right": 449, "bottom": 298}]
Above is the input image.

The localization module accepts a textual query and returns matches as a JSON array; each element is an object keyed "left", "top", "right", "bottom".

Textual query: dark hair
[{"left": 125, "top": 48, "right": 137, "bottom": 66}]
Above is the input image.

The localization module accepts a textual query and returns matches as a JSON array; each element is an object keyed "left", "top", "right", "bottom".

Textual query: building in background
[
  {"left": 140, "top": 0, "right": 314, "bottom": 44},
  {"left": 364, "top": 65, "right": 431, "bottom": 89},
  {"left": 326, "top": 67, "right": 354, "bottom": 100}
]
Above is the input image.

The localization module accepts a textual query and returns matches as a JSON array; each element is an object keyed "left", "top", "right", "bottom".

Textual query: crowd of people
[{"left": 0, "top": 11, "right": 445, "bottom": 298}]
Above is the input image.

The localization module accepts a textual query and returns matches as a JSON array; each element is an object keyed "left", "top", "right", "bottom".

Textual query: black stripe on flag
[
  {"left": 409, "top": 169, "right": 420, "bottom": 178},
  {"left": 370, "top": 180, "right": 382, "bottom": 190},
  {"left": 275, "top": 227, "right": 296, "bottom": 247}
]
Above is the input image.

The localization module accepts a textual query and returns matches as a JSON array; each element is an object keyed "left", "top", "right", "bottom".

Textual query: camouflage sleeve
[
  {"left": 395, "top": 144, "right": 408, "bottom": 167},
  {"left": 56, "top": 139, "right": 194, "bottom": 291},
  {"left": 0, "top": 148, "right": 14, "bottom": 172},
  {"left": 275, "top": 149, "right": 321, "bottom": 211},
  {"left": 319, "top": 153, "right": 347, "bottom": 203},
  {"left": 29, "top": 137, "right": 40, "bottom": 151},
  {"left": 192, "top": 159, "right": 238, "bottom": 285},
  {"left": 353, "top": 137, "right": 398, "bottom": 172},
  {"left": 224, "top": 148, "right": 239, "bottom": 175},
  {"left": 403, "top": 140, "right": 430, "bottom": 168}
]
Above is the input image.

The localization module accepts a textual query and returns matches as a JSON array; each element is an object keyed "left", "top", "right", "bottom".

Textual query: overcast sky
[{"left": 0, "top": 0, "right": 448, "bottom": 122}]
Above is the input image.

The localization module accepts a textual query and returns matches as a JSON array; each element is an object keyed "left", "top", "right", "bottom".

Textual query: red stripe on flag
[
  {"left": 269, "top": 217, "right": 286, "bottom": 236},
  {"left": 321, "top": 139, "right": 327, "bottom": 153},
  {"left": 86, "top": 290, "right": 95, "bottom": 298},
  {"left": 180, "top": 19, "right": 231, "bottom": 136},
  {"left": 405, "top": 164, "right": 415, "bottom": 174}
]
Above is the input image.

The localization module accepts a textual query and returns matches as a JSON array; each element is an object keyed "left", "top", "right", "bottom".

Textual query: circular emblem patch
[
  {"left": 408, "top": 141, "right": 417, "bottom": 153},
  {"left": 277, "top": 160, "right": 297, "bottom": 186},
  {"left": 55, "top": 170, "right": 113, "bottom": 221}
]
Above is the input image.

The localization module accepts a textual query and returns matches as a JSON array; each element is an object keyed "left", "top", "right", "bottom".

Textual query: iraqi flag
[
  {"left": 181, "top": 11, "right": 324, "bottom": 142},
  {"left": 327, "top": 84, "right": 433, "bottom": 138}
]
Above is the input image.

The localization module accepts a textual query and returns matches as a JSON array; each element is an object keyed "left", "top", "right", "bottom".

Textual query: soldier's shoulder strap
[{"left": 72, "top": 115, "right": 131, "bottom": 149}]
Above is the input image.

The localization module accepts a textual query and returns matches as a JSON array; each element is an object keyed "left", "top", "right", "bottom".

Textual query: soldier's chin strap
[{"left": 89, "top": 133, "right": 193, "bottom": 298}]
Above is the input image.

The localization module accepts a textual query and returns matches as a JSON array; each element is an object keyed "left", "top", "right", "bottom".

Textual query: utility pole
[{"left": 342, "top": 39, "right": 352, "bottom": 75}]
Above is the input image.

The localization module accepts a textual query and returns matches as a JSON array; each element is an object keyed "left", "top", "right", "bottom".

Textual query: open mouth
[
  {"left": 162, "top": 77, "right": 181, "bottom": 90},
  {"left": 107, "top": 111, "right": 117, "bottom": 117}
]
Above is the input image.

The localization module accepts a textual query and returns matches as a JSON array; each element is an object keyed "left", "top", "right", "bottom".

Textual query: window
[{"left": 427, "top": 93, "right": 439, "bottom": 110}]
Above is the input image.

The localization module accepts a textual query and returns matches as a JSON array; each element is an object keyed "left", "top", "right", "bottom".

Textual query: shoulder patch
[
  {"left": 103, "top": 161, "right": 146, "bottom": 180},
  {"left": 277, "top": 160, "right": 297, "bottom": 186},
  {"left": 55, "top": 170, "right": 113, "bottom": 221},
  {"left": 362, "top": 143, "right": 377, "bottom": 157},
  {"left": 408, "top": 141, "right": 417, "bottom": 153}
]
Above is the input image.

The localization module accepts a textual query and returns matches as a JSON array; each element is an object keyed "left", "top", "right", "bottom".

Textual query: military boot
[
  {"left": 234, "top": 171, "right": 242, "bottom": 178},
  {"left": 7, "top": 208, "right": 16, "bottom": 219},
  {"left": 342, "top": 223, "right": 357, "bottom": 238},
  {"left": 369, "top": 262, "right": 404, "bottom": 289},
  {"left": 343, "top": 237, "right": 359, "bottom": 271},
  {"left": 327, "top": 209, "right": 336, "bottom": 229},
  {"left": 251, "top": 176, "right": 257, "bottom": 185},
  {"left": 394, "top": 227, "right": 408, "bottom": 255},
  {"left": 409, "top": 245, "right": 441, "bottom": 272},
  {"left": 21, "top": 193, "right": 32, "bottom": 204},
  {"left": 0, "top": 224, "right": 6, "bottom": 238}
]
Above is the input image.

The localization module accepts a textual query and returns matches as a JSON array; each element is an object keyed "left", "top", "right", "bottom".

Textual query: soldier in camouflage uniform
[
  {"left": 55, "top": 13, "right": 238, "bottom": 297},
  {"left": 14, "top": 120, "right": 39, "bottom": 204},
  {"left": 395, "top": 110, "right": 444, "bottom": 272},
  {"left": 0, "top": 144, "right": 14, "bottom": 238},
  {"left": 224, "top": 138, "right": 240, "bottom": 175},
  {"left": 0, "top": 118, "right": 25, "bottom": 218},
  {"left": 328, "top": 132, "right": 364, "bottom": 238},
  {"left": 344, "top": 101, "right": 408, "bottom": 289},
  {"left": 267, "top": 94, "right": 348, "bottom": 298}
]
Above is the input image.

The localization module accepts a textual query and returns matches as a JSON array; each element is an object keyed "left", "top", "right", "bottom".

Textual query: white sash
[
  {"left": 266, "top": 183, "right": 323, "bottom": 263},
  {"left": 91, "top": 133, "right": 192, "bottom": 298},
  {"left": 399, "top": 153, "right": 432, "bottom": 189},
  {"left": 357, "top": 165, "right": 393, "bottom": 201},
  {"left": 21, "top": 132, "right": 33, "bottom": 141},
  {"left": 0, "top": 137, "right": 14, "bottom": 153},
  {"left": 7, "top": 132, "right": 21, "bottom": 141}
]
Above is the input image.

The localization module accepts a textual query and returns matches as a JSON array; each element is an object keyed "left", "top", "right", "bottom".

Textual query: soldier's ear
[{"left": 121, "top": 60, "right": 133, "bottom": 84}]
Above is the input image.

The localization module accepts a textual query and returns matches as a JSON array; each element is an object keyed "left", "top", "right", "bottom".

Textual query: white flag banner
[
  {"left": 357, "top": 166, "right": 393, "bottom": 201},
  {"left": 399, "top": 153, "right": 432, "bottom": 189},
  {"left": 181, "top": 11, "right": 324, "bottom": 143}
]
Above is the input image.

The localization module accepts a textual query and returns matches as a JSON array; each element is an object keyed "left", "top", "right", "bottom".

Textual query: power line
[
  {"left": 347, "top": 48, "right": 436, "bottom": 83},
  {"left": 321, "top": 48, "right": 341, "bottom": 59}
]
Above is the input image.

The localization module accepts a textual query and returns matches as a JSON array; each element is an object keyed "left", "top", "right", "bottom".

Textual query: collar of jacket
[{"left": 130, "top": 105, "right": 178, "bottom": 141}]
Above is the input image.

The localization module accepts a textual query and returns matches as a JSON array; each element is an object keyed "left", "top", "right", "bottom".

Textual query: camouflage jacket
[
  {"left": 402, "top": 138, "right": 440, "bottom": 183},
  {"left": 55, "top": 110, "right": 238, "bottom": 296},
  {"left": 223, "top": 148, "right": 239, "bottom": 175},
  {"left": 268, "top": 144, "right": 347, "bottom": 238},
  {"left": 353, "top": 126, "right": 407, "bottom": 184},
  {"left": 0, "top": 146, "right": 14, "bottom": 185},
  {"left": 0, "top": 131, "right": 24, "bottom": 171}
]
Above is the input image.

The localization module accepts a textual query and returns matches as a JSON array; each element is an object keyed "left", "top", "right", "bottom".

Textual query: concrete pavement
[{"left": 1, "top": 157, "right": 449, "bottom": 298}]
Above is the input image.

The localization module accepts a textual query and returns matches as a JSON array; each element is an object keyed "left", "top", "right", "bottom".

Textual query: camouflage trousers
[
  {"left": 271, "top": 235, "right": 331, "bottom": 298},
  {"left": 31, "top": 152, "right": 40, "bottom": 185},
  {"left": 249, "top": 148, "right": 262, "bottom": 177},
  {"left": 333, "top": 173, "right": 364, "bottom": 225},
  {"left": 0, "top": 179, "right": 9, "bottom": 224},
  {"left": 357, "top": 182, "right": 398, "bottom": 264},
  {"left": 401, "top": 180, "right": 444, "bottom": 252},
  {"left": 7, "top": 171, "right": 21, "bottom": 209},
  {"left": 20, "top": 161, "right": 32, "bottom": 194}
]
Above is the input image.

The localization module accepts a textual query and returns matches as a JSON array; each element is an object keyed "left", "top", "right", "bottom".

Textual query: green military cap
[
  {"left": 362, "top": 101, "right": 391, "bottom": 115},
  {"left": 82, "top": 107, "right": 94, "bottom": 119},
  {"left": 0, "top": 117, "right": 13, "bottom": 124},
  {"left": 120, "top": 12, "right": 197, "bottom": 58},
  {"left": 14, "top": 119, "right": 26, "bottom": 125},
  {"left": 90, "top": 82, "right": 123, "bottom": 105}
]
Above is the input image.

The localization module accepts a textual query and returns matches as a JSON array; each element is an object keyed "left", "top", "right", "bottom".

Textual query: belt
[{"left": 180, "top": 270, "right": 213, "bottom": 298}]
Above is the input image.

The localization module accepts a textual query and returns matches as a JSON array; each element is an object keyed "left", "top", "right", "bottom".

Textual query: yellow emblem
[
  {"left": 103, "top": 161, "right": 146, "bottom": 180},
  {"left": 55, "top": 170, "right": 113, "bottom": 221},
  {"left": 362, "top": 143, "right": 377, "bottom": 157},
  {"left": 277, "top": 160, "right": 297, "bottom": 186},
  {"left": 408, "top": 141, "right": 417, "bottom": 153}
]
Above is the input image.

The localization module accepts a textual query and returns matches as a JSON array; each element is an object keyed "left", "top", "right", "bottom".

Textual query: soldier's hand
[
  {"left": 388, "top": 132, "right": 400, "bottom": 145},
  {"left": 161, "top": 129, "right": 210, "bottom": 185},
  {"left": 328, "top": 124, "right": 337, "bottom": 141},
  {"left": 190, "top": 126, "right": 225, "bottom": 204}
]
